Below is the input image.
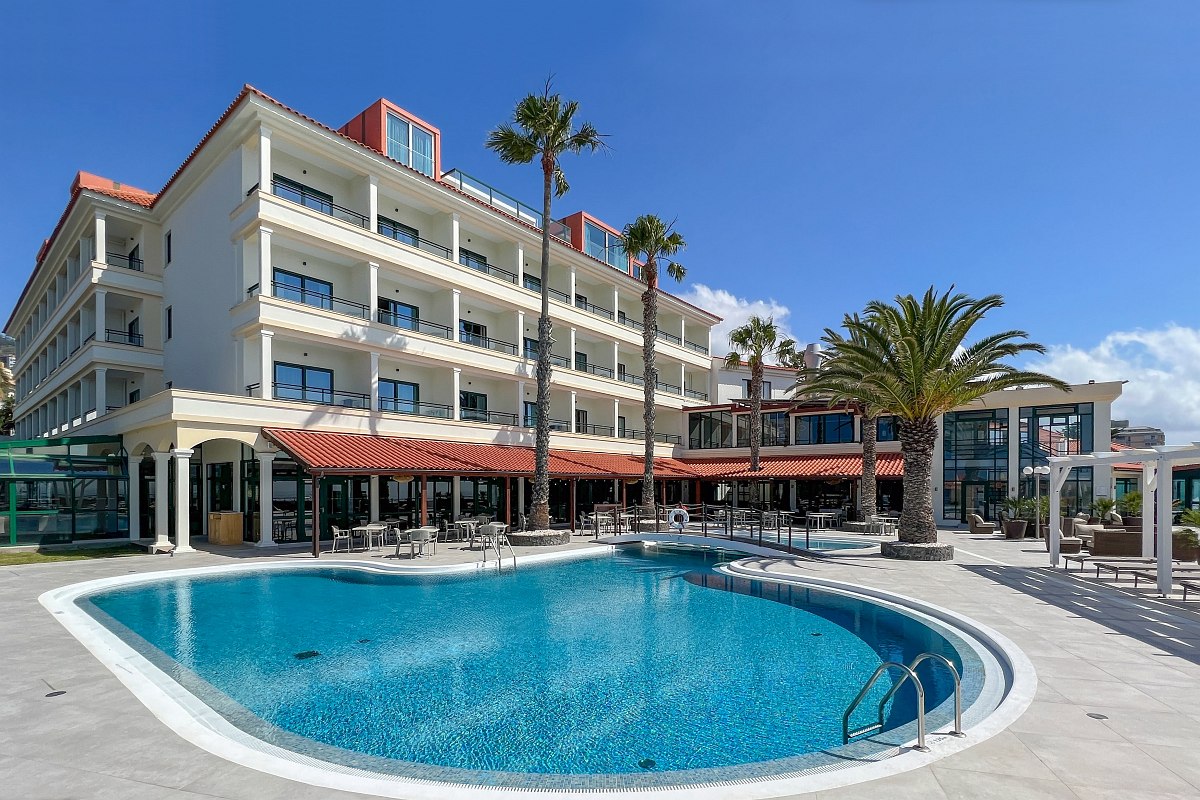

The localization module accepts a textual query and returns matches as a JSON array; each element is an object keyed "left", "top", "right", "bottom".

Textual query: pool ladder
[
  {"left": 842, "top": 652, "right": 964, "bottom": 752},
  {"left": 481, "top": 531, "right": 517, "bottom": 572}
]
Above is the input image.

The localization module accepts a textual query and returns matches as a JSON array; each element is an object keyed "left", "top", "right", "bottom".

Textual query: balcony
[
  {"left": 521, "top": 275, "right": 570, "bottom": 304},
  {"left": 685, "top": 388, "right": 710, "bottom": 401},
  {"left": 105, "top": 329, "right": 144, "bottom": 347},
  {"left": 577, "top": 422, "right": 615, "bottom": 437},
  {"left": 574, "top": 296, "right": 614, "bottom": 321},
  {"left": 105, "top": 252, "right": 144, "bottom": 271},
  {"left": 380, "top": 397, "right": 453, "bottom": 419},
  {"left": 524, "top": 346, "right": 569, "bottom": 368},
  {"left": 684, "top": 339, "right": 709, "bottom": 355},
  {"left": 580, "top": 363, "right": 614, "bottom": 379},
  {"left": 524, "top": 415, "right": 571, "bottom": 432},
  {"left": 258, "top": 281, "right": 369, "bottom": 320},
  {"left": 271, "top": 178, "right": 368, "bottom": 228},
  {"left": 656, "top": 379, "right": 682, "bottom": 394},
  {"left": 618, "top": 372, "right": 644, "bottom": 387},
  {"left": 377, "top": 217, "right": 451, "bottom": 259},
  {"left": 375, "top": 309, "right": 452, "bottom": 339},
  {"left": 462, "top": 408, "right": 518, "bottom": 425},
  {"left": 622, "top": 428, "right": 683, "bottom": 445},
  {"left": 656, "top": 329, "right": 683, "bottom": 346},
  {"left": 460, "top": 331, "right": 517, "bottom": 356},
  {"left": 617, "top": 312, "right": 644, "bottom": 332},
  {"left": 441, "top": 170, "right": 572, "bottom": 244},
  {"left": 460, "top": 250, "right": 517, "bottom": 284},
  {"left": 250, "top": 382, "right": 370, "bottom": 409}
]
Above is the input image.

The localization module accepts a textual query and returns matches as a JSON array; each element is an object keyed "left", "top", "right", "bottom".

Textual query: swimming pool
[{"left": 61, "top": 545, "right": 1007, "bottom": 793}]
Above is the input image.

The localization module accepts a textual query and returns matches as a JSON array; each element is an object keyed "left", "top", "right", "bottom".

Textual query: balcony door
[
  {"left": 460, "top": 391, "right": 487, "bottom": 422},
  {"left": 380, "top": 379, "right": 418, "bottom": 414},
  {"left": 274, "top": 362, "right": 333, "bottom": 404}
]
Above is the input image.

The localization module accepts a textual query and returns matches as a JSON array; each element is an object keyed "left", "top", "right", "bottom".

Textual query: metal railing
[
  {"left": 520, "top": 275, "right": 570, "bottom": 303},
  {"left": 377, "top": 219, "right": 451, "bottom": 259},
  {"left": 547, "top": 219, "right": 572, "bottom": 243},
  {"left": 617, "top": 372, "right": 644, "bottom": 387},
  {"left": 617, "top": 312, "right": 644, "bottom": 332},
  {"left": 376, "top": 309, "right": 452, "bottom": 339},
  {"left": 577, "top": 423, "right": 615, "bottom": 437},
  {"left": 461, "top": 408, "right": 518, "bottom": 425},
  {"left": 574, "top": 297, "right": 615, "bottom": 320},
  {"left": 442, "top": 169, "right": 544, "bottom": 228},
  {"left": 843, "top": 652, "right": 964, "bottom": 752},
  {"left": 656, "top": 329, "right": 683, "bottom": 346},
  {"left": 684, "top": 339, "right": 709, "bottom": 355},
  {"left": 105, "top": 252, "right": 145, "bottom": 271},
  {"left": 524, "top": 348, "right": 569, "bottom": 368},
  {"left": 461, "top": 331, "right": 517, "bottom": 356},
  {"left": 105, "top": 329, "right": 144, "bottom": 347},
  {"left": 380, "top": 398, "right": 453, "bottom": 419},
  {"left": 271, "top": 281, "right": 369, "bottom": 319},
  {"left": 271, "top": 179, "right": 368, "bottom": 228},
  {"left": 685, "top": 388, "right": 709, "bottom": 401},
  {"left": 656, "top": 380, "right": 682, "bottom": 394},
  {"left": 460, "top": 251, "right": 518, "bottom": 284},
  {"left": 621, "top": 428, "right": 682, "bottom": 444},
  {"left": 581, "top": 363, "right": 614, "bottom": 379},
  {"left": 525, "top": 416, "right": 571, "bottom": 431},
  {"left": 270, "top": 382, "right": 370, "bottom": 409}
]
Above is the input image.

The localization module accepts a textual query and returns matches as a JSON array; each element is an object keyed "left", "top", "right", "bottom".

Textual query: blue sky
[{"left": 3, "top": 1, "right": 1198, "bottom": 436}]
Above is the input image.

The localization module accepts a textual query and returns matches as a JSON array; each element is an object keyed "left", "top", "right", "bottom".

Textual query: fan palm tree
[
  {"left": 486, "top": 81, "right": 605, "bottom": 530},
  {"left": 802, "top": 287, "right": 1067, "bottom": 549},
  {"left": 622, "top": 215, "right": 685, "bottom": 514},
  {"left": 793, "top": 314, "right": 888, "bottom": 520},
  {"left": 724, "top": 316, "right": 797, "bottom": 507}
]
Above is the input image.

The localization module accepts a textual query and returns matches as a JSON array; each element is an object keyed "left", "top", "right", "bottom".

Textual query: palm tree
[
  {"left": 793, "top": 314, "right": 887, "bottom": 520},
  {"left": 724, "top": 316, "right": 797, "bottom": 507},
  {"left": 486, "top": 81, "right": 605, "bottom": 530},
  {"left": 622, "top": 215, "right": 685, "bottom": 515},
  {"left": 802, "top": 287, "right": 1067, "bottom": 551}
]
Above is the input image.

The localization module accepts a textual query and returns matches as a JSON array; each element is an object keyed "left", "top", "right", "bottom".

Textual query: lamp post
[{"left": 1023, "top": 465, "right": 1051, "bottom": 539}]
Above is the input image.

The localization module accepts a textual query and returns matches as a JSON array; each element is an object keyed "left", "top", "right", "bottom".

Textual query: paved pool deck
[{"left": 5, "top": 529, "right": 1200, "bottom": 799}]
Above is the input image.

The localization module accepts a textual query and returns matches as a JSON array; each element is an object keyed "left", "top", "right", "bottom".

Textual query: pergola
[{"left": 1048, "top": 443, "right": 1200, "bottom": 596}]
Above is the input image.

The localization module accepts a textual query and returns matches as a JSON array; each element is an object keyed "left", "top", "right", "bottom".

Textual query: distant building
[{"left": 1112, "top": 425, "right": 1166, "bottom": 449}]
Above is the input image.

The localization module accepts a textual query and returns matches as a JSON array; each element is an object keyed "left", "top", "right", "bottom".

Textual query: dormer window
[{"left": 386, "top": 113, "right": 434, "bottom": 176}]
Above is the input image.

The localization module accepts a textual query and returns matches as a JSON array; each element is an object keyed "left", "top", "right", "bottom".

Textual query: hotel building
[{"left": 1, "top": 86, "right": 1121, "bottom": 549}]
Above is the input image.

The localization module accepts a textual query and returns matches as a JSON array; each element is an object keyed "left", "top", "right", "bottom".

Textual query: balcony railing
[
  {"left": 377, "top": 219, "right": 451, "bottom": 259},
  {"left": 271, "top": 179, "right": 368, "bottom": 228},
  {"left": 617, "top": 312, "right": 644, "bottom": 332},
  {"left": 520, "top": 275, "right": 570, "bottom": 303},
  {"left": 581, "top": 363, "right": 614, "bottom": 379},
  {"left": 656, "top": 329, "right": 683, "bottom": 346},
  {"left": 574, "top": 297, "right": 614, "bottom": 320},
  {"left": 460, "top": 331, "right": 518, "bottom": 356},
  {"left": 577, "top": 423, "right": 615, "bottom": 437},
  {"left": 656, "top": 380, "right": 682, "bottom": 394},
  {"left": 622, "top": 428, "right": 683, "bottom": 445},
  {"left": 105, "top": 252, "right": 145, "bottom": 271},
  {"left": 461, "top": 408, "right": 518, "bottom": 425},
  {"left": 685, "top": 388, "right": 710, "bottom": 401},
  {"left": 524, "top": 348, "right": 569, "bottom": 368},
  {"left": 618, "top": 372, "right": 645, "bottom": 387},
  {"left": 271, "top": 281, "right": 369, "bottom": 319},
  {"left": 267, "top": 382, "right": 370, "bottom": 409},
  {"left": 547, "top": 219, "right": 572, "bottom": 243},
  {"left": 442, "top": 169, "right": 543, "bottom": 228},
  {"left": 380, "top": 398, "right": 453, "bottom": 419},
  {"left": 105, "top": 329, "right": 144, "bottom": 347},
  {"left": 375, "top": 309, "right": 452, "bottom": 339},
  {"left": 524, "top": 416, "right": 571, "bottom": 432},
  {"left": 460, "top": 251, "right": 517, "bottom": 284},
  {"left": 684, "top": 339, "right": 709, "bottom": 355}
]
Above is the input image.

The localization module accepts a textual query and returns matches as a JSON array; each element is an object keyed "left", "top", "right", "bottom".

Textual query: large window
[
  {"left": 460, "top": 321, "right": 487, "bottom": 348},
  {"left": 460, "top": 391, "right": 488, "bottom": 422},
  {"left": 584, "top": 221, "right": 626, "bottom": 269},
  {"left": 877, "top": 415, "right": 900, "bottom": 442},
  {"left": 274, "top": 362, "right": 333, "bottom": 404},
  {"left": 273, "top": 268, "right": 333, "bottom": 311},
  {"left": 794, "top": 413, "right": 855, "bottom": 445},
  {"left": 377, "top": 215, "right": 419, "bottom": 247},
  {"left": 1019, "top": 403, "right": 1094, "bottom": 516},
  {"left": 741, "top": 379, "right": 772, "bottom": 399},
  {"left": 689, "top": 411, "right": 734, "bottom": 449},
  {"left": 380, "top": 379, "right": 418, "bottom": 414},
  {"left": 459, "top": 247, "right": 488, "bottom": 272},
  {"left": 943, "top": 409, "right": 1008, "bottom": 522},
  {"left": 386, "top": 112, "right": 435, "bottom": 176},
  {"left": 460, "top": 477, "right": 506, "bottom": 519},
  {"left": 378, "top": 298, "right": 419, "bottom": 331},
  {"left": 736, "top": 412, "right": 790, "bottom": 447}
]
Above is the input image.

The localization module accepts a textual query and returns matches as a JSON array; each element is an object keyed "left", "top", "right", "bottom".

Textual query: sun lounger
[
  {"left": 1181, "top": 579, "right": 1200, "bottom": 600},
  {"left": 1129, "top": 567, "right": 1200, "bottom": 589},
  {"left": 1061, "top": 554, "right": 1156, "bottom": 573}
]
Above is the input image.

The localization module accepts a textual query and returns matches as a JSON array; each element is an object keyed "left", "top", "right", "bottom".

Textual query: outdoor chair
[
  {"left": 967, "top": 514, "right": 997, "bottom": 536},
  {"left": 331, "top": 525, "right": 351, "bottom": 554}
]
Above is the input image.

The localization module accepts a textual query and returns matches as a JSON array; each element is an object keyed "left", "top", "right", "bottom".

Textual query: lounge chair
[
  {"left": 1130, "top": 566, "right": 1200, "bottom": 589},
  {"left": 967, "top": 514, "right": 997, "bottom": 536}
]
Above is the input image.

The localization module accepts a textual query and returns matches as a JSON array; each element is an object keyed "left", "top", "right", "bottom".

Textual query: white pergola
[{"left": 1048, "top": 443, "right": 1200, "bottom": 596}]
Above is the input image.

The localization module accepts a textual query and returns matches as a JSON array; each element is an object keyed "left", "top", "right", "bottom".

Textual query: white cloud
[
  {"left": 1029, "top": 325, "right": 1200, "bottom": 443},
  {"left": 677, "top": 284, "right": 797, "bottom": 354}
]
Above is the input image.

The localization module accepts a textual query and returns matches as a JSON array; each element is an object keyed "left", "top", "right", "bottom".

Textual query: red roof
[
  {"left": 74, "top": 171, "right": 156, "bottom": 207},
  {"left": 682, "top": 452, "right": 904, "bottom": 479}
]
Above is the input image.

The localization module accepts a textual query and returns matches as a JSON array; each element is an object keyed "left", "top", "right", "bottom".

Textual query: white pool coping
[{"left": 40, "top": 541, "right": 1035, "bottom": 800}]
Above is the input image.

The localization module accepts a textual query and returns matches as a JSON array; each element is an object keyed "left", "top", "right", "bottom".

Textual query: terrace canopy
[{"left": 1048, "top": 443, "right": 1200, "bottom": 596}]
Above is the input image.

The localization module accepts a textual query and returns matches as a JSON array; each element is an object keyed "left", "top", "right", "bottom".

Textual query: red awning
[{"left": 681, "top": 452, "right": 904, "bottom": 479}]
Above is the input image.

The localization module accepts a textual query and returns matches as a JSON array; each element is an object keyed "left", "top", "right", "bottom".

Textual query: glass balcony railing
[
  {"left": 380, "top": 398, "right": 453, "bottom": 419},
  {"left": 461, "top": 408, "right": 518, "bottom": 425},
  {"left": 375, "top": 309, "right": 452, "bottom": 339},
  {"left": 441, "top": 170, "right": 573, "bottom": 243},
  {"left": 684, "top": 339, "right": 709, "bottom": 355},
  {"left": 105, "top": 252, "right": 144, "bottom": 271},
  {"left": 269, "top": 382, "right": 370, "bottom": 409},
  {"left": 621, "top": 428, "right": 683, "bottom": 445},
  {"left": 271, "top": 179, "right": 368, "bottom": 228},
  {"left": 105, "top": 329, "right": 144, "bottom": 347},
  {"left": 574, "top": 297, "right": 614, "bottom": 320},
  {"left": 269, "top": 281, "right": 369, "bottom": 319},
  {"left": 656, "top": 329, "right": 683, "bottom": 346},
  {"left": 460, "top": 331, "right": 518, "bottom": 356},
  {"left": 459, "top": 251, "right": 517, "bottom": 284},
  {"left": 685, "top": 388, "right": 710, "bottom": 401},
  {"left": 377, "top": 218, "right": 451, "bottom": 259},
  {"left": 577, "top": 423, "right": 615, "bottom": 437}
]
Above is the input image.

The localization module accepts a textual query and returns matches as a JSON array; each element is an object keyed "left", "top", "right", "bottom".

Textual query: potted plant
[
  {"left": 1092, "top": 497, "right": 1118, "bottom": 525},
  {"left": 1173, "top": 526, "right": 1199, "bottom": 563},
  {"left": 1117, "top": 492, "right": 1143, "bottom": 528},
  {"left": 1000, "top": 497, "right": 1029, "bottom": 540}
]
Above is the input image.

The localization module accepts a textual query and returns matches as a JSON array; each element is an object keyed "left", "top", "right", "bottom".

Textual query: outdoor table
[
  {"left": 353, "top": 523, "right": 388, "bottom": 550},
  {"left": 806, "top": 512, "right": 836, "bottom": 530},
  {"left": 396, "top": 526, "right": 439, "bottom": 559},
  {"left": 454, "top": 520, "right": 478, "bottom": 543}
]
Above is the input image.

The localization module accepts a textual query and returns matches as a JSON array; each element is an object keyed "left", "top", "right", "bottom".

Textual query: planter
[
  {"left": 506, "top": 530, "right": 573, "bottom": 547},
  {"left": 1002, "top": 519, "right": 1028, "bottom": 540},
  {"left": 1125, "top": 516, "right": 1143, "bottom": 529},
  {"left": 1172, "top": 536, "right": 1199, "bottom": 563},
  {"left": 881, "top": 541, "right": 954, "bottom": 561}
]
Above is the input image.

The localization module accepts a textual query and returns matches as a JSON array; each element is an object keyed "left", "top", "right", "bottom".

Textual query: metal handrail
[
  {"left": 271, "top": 281, "right": 369, "bottom": 319},
  {"left": 656, "top": 329, "right": 683, "bottom": 345},
  {"left": 460, "top": 331, "right": 518, "bottom": 356},
  {"left": 842, "top": 652, "right": 963, "bottom": 753},
  {"left": 380, "top": 398, "right": 453, "bottom": 419},
  {"left": 685, "top": 388, "right": 709, "bottom": 401},
  {"left": 377, "top": 218, "right": 451, "bottom": 259},
  {"left": 376, "top": 309, "right": 452, "bottom": 339},
  {"left": 581, "top": 363, "right": 614, "bottom": 379},
  {"left": 442, "top": 168, "right": 543, "bottom": 228},
  {"left": 574, "top": 297, "right": 614, "bottom": 320},
  {"left": 461, "top": 408, "right": 518, "bottom": 425},
  {"left": 684, "top": 339, "right": 709, "bottom": 355},
  {"left": 521, "top": 275, "right": 570, "bottom": 303},
  {"left": 460, "top": 252, "right": 518, "bottom": 284},
  {"left": 105, "top": 329, "right": 144, "bottom": 347},
  {"left": 578, "top": 423, "right": 616, "bottom": 437},
  {"left": 271, "top": 178, "right": 368, "bottom": 228},
  {"left": 617, "top": 312, "right": 644, "bottom": 332},
  {"left": 105, "top": 252, "right": 145, "bottom": 271}
]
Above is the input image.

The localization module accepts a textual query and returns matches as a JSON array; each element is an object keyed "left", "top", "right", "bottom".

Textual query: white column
[
  {"left": 1141, "top": 461, "right": 1157, "bottom": 558},
  {"left": 153, "top": 452, "right": 171, "bottom": 547},
  {"left": 515, "top": 243, "right": 524, "bottom": 285},
  {"left": 1156, "top": 454, "right": 1174, "bottom": 596},
  {"left": 569, "top": 328, "right": 577, "bottom": 368},
  {"left": 260, "top": 330, "right": 274, "bottom": 400},
  {"left": 569, "top": 266, "right": 577, "bottom": 302},
  {"left": 1048, "top": 464, "right": 1069, "bottom": 567},
  {"left": 258, "top": 126, "right": 273, "bottom": 192},
  {"left": 79, "top": 235, "right": 91, "bottom": 267},
  {"left": 127, "top": 454, "right": 141, "bottom": 540},
  {"left": 367, "top": 175, "right": 378, "bottom": 232},
  {"left": 517, "top": 310, "right": 526, "bottom": 357},
  {"left": 368, "top": 261, "right": 379, "bottom": 317},
  {"left": 517, "top": 380, "right": 527, "bottom": 425},
  {"left": 94, "top": 212, "right": 107, "bottom": 265},
  {"left": 452, "top": 476, "right": 461, "bottom": 520},
  {"left": 451, "top": 212, "right": 461, "bottom": 264},
  {"left": 258, "top": 227, "right": 273, "bottom": 294},
  {"left": 94, "top": 289, "right": 107, "bottom": 342},
  {"left": 679, "top": 362, "right": 686, "bottom": 395},
  {"left": 451, "top": 289, "right": 461, "bottom": 342},
  {"left": 1007, "top": 408, "right": 1021, "bottom": 499},
  {"left": 611, "top": 286, "right": 620, "bottom": 319},
  {"left": 173, "top": 448, "right": 195, "bottom": 553},
  {"left": 570, "top": 391, "right": 578, "bottom": 432},
  {"left": 612, "top": 341, "right": 620, "bottom": 376},
  {"left": 369, "top": 351, "right": 380, "bottom": 412},
  {"left": 369, "top": 475, "right": 380, "bottom": 522},
  {"left": 256, "top": 451, "right": 276, "bottom": 547},
  {"left": 94, "top": 367, "right": 107, "bottom": 416},
  {"left": 452, "top": 367, "right": 462, "bottom": 420},
  {"left": 680, "top": 316, "right": 687, "bottom": 342},
  {"left": 613, "top": 398, "right": 621, "bottom": 435}
]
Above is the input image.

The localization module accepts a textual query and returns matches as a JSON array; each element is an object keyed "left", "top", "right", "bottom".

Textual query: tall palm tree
[
  {"left": 487, "top": 81, "right": 605, "bottom": 530},
  {"left": 622, "top": 215, "right": 685, "bottom": 514},
  {"left": 724, "top": 316, "right": 797, "bottom": 507},
  {"left": 802, "top": 287, "right": 1067, "bottom": 550},
  {"left": 793, "top": 314, "right": 887, "bottom": 520}
]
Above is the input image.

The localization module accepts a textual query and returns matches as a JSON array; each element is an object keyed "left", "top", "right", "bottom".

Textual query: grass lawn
[{"left": 0, "top": 545, "right": 146, "bottom": 566}]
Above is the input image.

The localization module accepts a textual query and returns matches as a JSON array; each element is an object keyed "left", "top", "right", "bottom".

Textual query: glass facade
[
  {"left": 736, "top": 412, "right": 789, "bottom": 447},
  {"left": 689, "top": 411, "right": 734, "bottom": 449},
  {"left": 583, "top": 221, "right": 626, "bottom": 269},
  {"left": 1019, "top": 403, "right": 1094, "bottom": 517},
  {"left": 794, "top": 413, "right": 855, "bottom": 445},
  {"left": 942, "top": 409, "right": 1008, "bottom": 522},
  {"left": 0, "top": 436, "right": 128, "bottom": 547},
  {"left": 877, "top": 416, "right": 900, "bottom": 442}
]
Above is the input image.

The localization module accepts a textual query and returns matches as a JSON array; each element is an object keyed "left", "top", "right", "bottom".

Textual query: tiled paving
[{"left": 4, "top": 529, "right": 1200, "bottom": 799}]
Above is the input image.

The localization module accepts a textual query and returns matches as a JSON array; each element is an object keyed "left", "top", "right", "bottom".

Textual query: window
[
  {"left": 459, "top": 247, "right": 488, "bottom": 272},
  {"left": 742, "top": 379, "right": 772, "bottom": 399},
  {"left": 584, "top": 221, "right": 626, "bottom": 269},
  {"left": 460, "top": 391, "right": 488, "bottom": 422},
  {"left": 165, "top": 306, "right": 173, "bottom": 341},
  {"left": 378, "top": 299, "right": 418, "bottom": 330},
  {"left": 386, "top": 112, "right": 435, "bottom": 177},
  {"left": 272, "top": 175, "right": 333, "bottom": 215},
  {"left": 737, "top": 412, "right": 789, "bottom": 447},
  {"left": 575, "top": 352, "right": 588, "bottom": 372},
  {"left": 618, "top": 416, "right": 627, "bottom": 437},
  {"left": 794, "top": 413, "right": 855, "bottom": 445},
  {"left": 523, "top": 401, "right": 538, "bottom": 428},
  {"left": 877, "top": 415, "right": 899, "bottom": 442},
  {"left": 377, "top": 216, "right": 419, "bottom": 247},
  {"left": 460, "top": 321, "right": 488, "bottom": 348},
  {"left": 165, "top": 231, "right": 172, "bottom": 265},
  {"left": 380, "top": 379, "right": 419, "bottom": 414},
  {"left": 575, "top": 409, "right": 588, "bottom": 432},
  {"left": 943, "top": 409, "right": 1009, "bottom": 522},
  {"left": 274, "top": 362, "right": 333, "bottom": 404},
  {"left": 688, "top": 411, "right": 734, "bottom": 449},
  {"left": 1018, "top": 403, "right": 1094, "bottom": 516},
  {"left": 128, "top": 389, "right": 140, "bottom": 404},
  {"left": 523, "top": 274, "right": 541, "bottom": 293},
  {"left": 273, "top": 268, "right": 333, "bottom": 311},
  {"left": 523, "top": 337, "right": 539, "bottom": 359}
]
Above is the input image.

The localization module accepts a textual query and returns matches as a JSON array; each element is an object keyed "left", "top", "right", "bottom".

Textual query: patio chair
[
  {"left": 967, "top": 514, "right": 997, "bottom": 536},
  {"left": 406, "top": 528, "right": 436, "bottom": 558},
  {"left": 331, "top": 525, "right": 351, "bottom": 554}
]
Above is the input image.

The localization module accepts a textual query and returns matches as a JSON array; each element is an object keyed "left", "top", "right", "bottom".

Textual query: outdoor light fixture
[{"left": 1022, "top": 465, "right": 1052, "bottom": 539}]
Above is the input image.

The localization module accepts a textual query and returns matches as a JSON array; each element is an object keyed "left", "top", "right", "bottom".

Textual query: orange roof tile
[
  {"left": 74, "top": 171, "right": 156, "bottom": 207},
  {"left": 680, "top": 452, "right": 904, "bottom": 479}
]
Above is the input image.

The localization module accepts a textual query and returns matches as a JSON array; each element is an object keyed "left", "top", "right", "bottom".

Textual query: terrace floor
[{"left": 5, "top": 529, "right": 1200, "bottom": 799}]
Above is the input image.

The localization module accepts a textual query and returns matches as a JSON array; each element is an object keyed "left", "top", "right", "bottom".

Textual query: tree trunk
[
  {"left": 529, "top": 153, "right": 554, "bottom": 531},
  {"left": 749, "top": 364, "right": 762, "bottom": 507},
  {"left": 861, "top": 412, "right": 878, "bottom": 520},
  {"left": 898, "top": 417, "right": 938, "bottom": 543},
  {"left": 641, "top": 260, "right": 658, "bottom": 518}
]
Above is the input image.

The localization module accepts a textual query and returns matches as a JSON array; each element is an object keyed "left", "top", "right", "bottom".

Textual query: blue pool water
[{"left": 83, "top": 546, "right": 981, "bottom": 787}]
